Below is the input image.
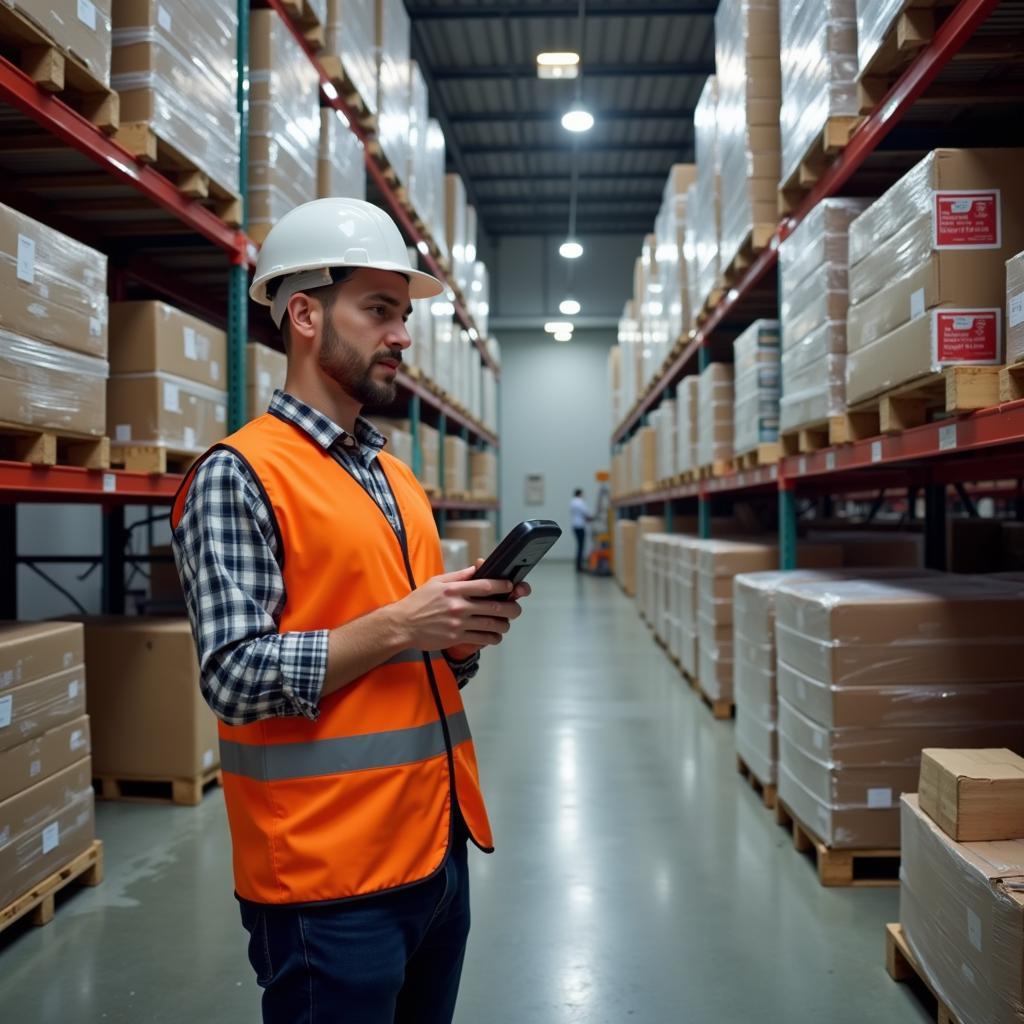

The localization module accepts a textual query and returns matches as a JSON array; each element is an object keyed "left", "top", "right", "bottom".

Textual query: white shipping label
[
  {"left": 63, "top": 651, "right": 74, "bottom": 668},
  {"left": 939, "top": 424, "right": 957, "bottom": 451},
  {"left": 826, "top": 452, "right": 836, "bottom": 472},
  {"left": 102, "top": 473, "right": 117, "bottom": 493},
  {"left": 71, "top": 729, "right": 86, "bottom": 751},
  {"left": 30, "top": 759, "right": 41, "bottom": 778},
  {"left": 16, "top": 234, "right": 35, "bottom": 284},
  {"left": 798, "top": 457, "right": 807, "bottom": 476},
  {"left": 211, "top": 361, "right": 221, "bottom": 382},
  {"left": 967, "top": 908, "right": 982, "bottom": 952},
  {"left": 42, "top": 822, "right": 60, "bottom": 855},
  {"left": 202, "top": 749, "right": 215, "bottom": 770},
  {"left": 77, "top": 0, "right": 96, "bottom": 29},
  {"left": 157, "top": 4, "right": 172, "bottom": 30},
  {"left": 215, "top": 404, "right": 226, "bottom": 424},
  {"left": 115, "top": 424, "right": 132, "bottom": 442},
  {"left": 871, "top": 441, "right": 883, "bottom": 463},
  {"left": 89, "top": 316, "right": 102, "bottom": 337},
  {"left": 0, "top": 695, "right": 12, "bottom": 729},
  {"left": 68, "top": 680, "right": 80, "bottom": 700},
  {"left": 1010, "top": 292, "right": 1024, "bottom": 330},
  {"left": 183, "top": 327, "right": 197, "bottom": 360},
  {"left": 867, "top": 787, "right": 893, "bottom": 809},
  {"left": 259, "top": 371, "right": 271, "bottom": 392},
  {"left": 183, "top": 427, "right": 196, "bottom": 451},
  {"left": 163, "top": 382, "right": 180, "bottom": 413},
  {"left": 910, "top": 289, "right": 926, "bottom": 320}
]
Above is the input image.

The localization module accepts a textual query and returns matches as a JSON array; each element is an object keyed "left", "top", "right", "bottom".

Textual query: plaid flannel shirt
[{"left": 172, "top": 390, "right": 479, "bottom": 726}]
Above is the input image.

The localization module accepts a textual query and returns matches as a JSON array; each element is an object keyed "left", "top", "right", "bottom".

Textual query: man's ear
[{"left": 284, "top": 292, "right": 321, "bottom": 346}]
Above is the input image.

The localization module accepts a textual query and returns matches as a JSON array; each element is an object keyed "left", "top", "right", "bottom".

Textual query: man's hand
[{"left": 446, "top": 559, "right": 532, "bottom": 662}]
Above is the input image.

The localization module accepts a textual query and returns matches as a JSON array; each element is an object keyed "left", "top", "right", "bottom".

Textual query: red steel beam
[
  {"left": 0, "top": 463, "right": 182, "bottom": 504},
  {"left": 397, "top": 371, "right": 499, "bottom": 449},
  {"left": 0, "top": 58, "right": 245, "bottom": 259},
  {"left": 264, "top": 0, "right": 500, "bottom": 378}
]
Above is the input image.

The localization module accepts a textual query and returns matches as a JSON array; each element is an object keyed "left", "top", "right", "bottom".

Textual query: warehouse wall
[
  {"left": 491, "top": 234, "right": 640, "bottom": 320},
  {"left": 498, "top": 327, "right": 613, "bottom": 562}
]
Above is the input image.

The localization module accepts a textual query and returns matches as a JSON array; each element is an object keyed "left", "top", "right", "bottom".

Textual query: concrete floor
[{"left": 0, "top": 565, "right": 930, "bottom": 1023}]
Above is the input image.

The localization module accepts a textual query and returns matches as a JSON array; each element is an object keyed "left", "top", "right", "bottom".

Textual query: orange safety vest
[{"left": 171, "top": 410, "right": 493, "bottom": 905}]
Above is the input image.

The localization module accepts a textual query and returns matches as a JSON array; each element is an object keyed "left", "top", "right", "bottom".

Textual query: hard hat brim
[{"left": 250, "top": 260, "right": 445, "bottom": 306}]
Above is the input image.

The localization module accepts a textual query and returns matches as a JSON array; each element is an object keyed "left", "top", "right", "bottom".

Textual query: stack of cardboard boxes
[
  {"left": 0, "top": 204, "right": 108, "bottom": 439},
  {"left": 697, "top": 363, "right": 734, "bottom": 471},
  {"left": 675, "top": 377, "right": 700, "bottom": 479},
  {"left": 0, "top": 623, "right": 95, "bottom": 910},
  {"left": 900, "top": 748, "right": 1024, "bottom": 1024},
  {"left": 714, "top": 0, "right": 781, "bottom": 275},
  {"left": 774, "top": 575, "right": 1024, "bottom": 850},
  {"left": 846, "top": 149, "right": 1024, "bottom": 406},
  {"left": 374, "top": 0, "right": 412, "bottom": 191},
  {"left": 443, "top": 520, "right": 495, "bottom": 566},
  {"left": 317, "top": 108, "right": 366, "bottom": 201},
  {"left": 654, "top": 165, "right": 698, "bottom": 343},
  {"left": 651, "top": 400, "right": 676, "bottom": 485},
  {"left": 469, "top": 450, "right": 498, "bottom": 501},
  {"left": 323, "top": 0, "right": 377, "bottom": 116},
  {"left": 693, "top": 76, "right": 721, "bottom": 311},
  {"left": 107, "top": 301, "right": 228, "bottom": 454},
  {"left": 13, "top": 0, "right": 112, "bottom": 91},
  {"left": 246, "top": 343, "right": 287, "bottom": 419},
  {"left": 732, "top": 320, "right": 780, "bottom": 458}
]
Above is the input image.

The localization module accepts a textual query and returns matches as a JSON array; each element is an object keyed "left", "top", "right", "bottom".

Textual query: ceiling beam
[
  {"left": 433, "top": 62, "right": 713, "bottom": 81},
  {"left": 449, "top": 108, "right": 694, "bottom": 125},
  {"left": 488, "top": 224, "right": 649, "bottom": 235},
  {"left": 472, "top": 172, "right": 669, "bottom": 184},
  {"left": 406, "top": 3, "right": 715, "bottom": 19},
  {"left": 479, "top": 194, "right": 660, "bottom": 206},
  {"left": 463, "top": 141, "right": 691, "bottom": 155}
]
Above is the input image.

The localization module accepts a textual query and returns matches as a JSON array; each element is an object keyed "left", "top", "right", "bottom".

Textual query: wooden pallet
[
  {"left": 696, "top": 681, "right": 734, "bottom": 721},
  {"left": 366, "top": 140, "right": 401, "bottom": 186},
  {"left": 856, "top": 2, "right": 944, "bottom": 114},
  {"left": 735, "top": 443, "right": 780, "bottom": 470},
  {"left": 318, "top": 54, "right": 378, "bottom": 132},
  {"left": 280, "top": 0, "right": 326, "bottom": 49},
  {"left": 113, "top": 122, "right": 242, "bottom": 226},
  {"left": 0, "top": 6, "right": 118, "bottom": 132},
  {"left": 844, "top": 365, "right": 1002, "bottom": 436},
  {"left": 778, "top": 116, "right": 863, "bottom": 215},
  {"left": 0, "top": 840, "right": 103, "bottom": 936},
  {"left": 1000, "top": 362, "right": 1024, "bottom": 402},
  {"left": 110, "top": 444, "right": 200, "bottom": 475},
  {"left": 774, "top": 799, "right": 900, "bottom": 887},
  {"left": 719, "top": 223, "right": 776, "bottom": 286},
  {"left": 0, "top": 422, "right": 110, "bottom": 469},
  {"left": 885, "top": 923, "right": 961, "bottom": 1024},
  {"left": 780, "top": 420, "right": 831, "bottom": 457},
  {"left": 94, "top": 765, "right": 222, "bottom": 807},
  {"left": 736, "top": 755, "right": 777, "bottom": 809},
  {"left": 698, "top": 459, "right": 735, "bottom": 480}
]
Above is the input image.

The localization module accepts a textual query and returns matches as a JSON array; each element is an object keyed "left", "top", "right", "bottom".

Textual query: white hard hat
[{"left": 250, "top": 198, "right": 445, "bottom": 327}]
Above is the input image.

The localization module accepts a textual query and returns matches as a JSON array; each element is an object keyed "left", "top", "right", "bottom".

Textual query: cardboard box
[
  {"left": 919, "top": 748, "right": 1024, "bottom": 842},
  {"left": 0, "top": 622, "right": 84, "bottom": 693},
  {"left": 0, "top": 202, "right": 108, "bottom": 358},
  {"left": 900, "top": 793, "right": 1024, "bottom": 1024},
  {"left": 470, "top": 451, "right": 498, "bottom": 499},
  {"left": 443, "top": 521, "right": 495, "bottom": 566},
  {"left": 1009, "top": 250, "right": 1024, "bottom": 364},
  {"left": 616, "top": 520, "right": 638, "bottom": 595},
  {"left": 81, "top": 618, "right": 219, "bottom": 779},
  {"left": 443, "top": 435, "right": 468, "bottom": 495},
  {"left": 12, "top": 1, "right": 112, "bottom": 86},
  {"left": 0, "top": 716, "right": 90, "bottom": 806},
  {"left": 109, "top": 302, "right": 226, "bottom": 389},
  {"left": 0, "top": 668, "right": 87, "bottom": 755},
  {"left": 418, "top": 422, "right": 440, "bottom": 491},
  {"left": 325, "top": 0, "right": 378, "bottom": 116},
  {"left": 247, "top": 342, "right": 287, "bottom": 418},
  {"left": 0, "top": 758, "right": 95, "bottom": 909},
  {"left": 107, "top": 373, "right": 227, "bottom": 452},
  {"left": 806, "top": 530, "right": 923, "bottom": 568},
  {"left": 374, "top": 418, "right": 414, "bottom": 468}
]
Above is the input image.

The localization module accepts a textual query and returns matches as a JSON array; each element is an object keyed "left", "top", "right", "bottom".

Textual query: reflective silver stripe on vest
[
  {"left": 382, "top": 648, "right": 445, "bottom": 667},
  {"left": 220, "top": 710, "right": 472, "bottom": 783}
]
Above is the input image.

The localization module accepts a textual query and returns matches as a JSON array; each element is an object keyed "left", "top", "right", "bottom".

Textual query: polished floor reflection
[{"left": 0, "top": 564, "right": 929, "bottom": 1023}]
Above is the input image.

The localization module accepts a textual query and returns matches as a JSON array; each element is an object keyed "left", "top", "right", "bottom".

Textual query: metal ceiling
[{"left": 405, "top": 0, "right": 717, "bottom": 239}]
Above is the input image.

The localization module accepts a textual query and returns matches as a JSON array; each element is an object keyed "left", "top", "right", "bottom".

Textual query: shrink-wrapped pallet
[
  {"left": 422, "top": 120, "right": 448, "bottom": 259},
  {"left": 693, "top": 76, "right": 721, "bottom": 310},
  {"left": 697, "top": 362, "right": 734, "bottom": 470},
  {"left": 676, "top": 376, "right": 699, "bottom": 477},
  {"left": 112, "top": 0, "right": 239, "bottom": 199},
  {"left": 246, "top": 342, "right": 287, "bottom": 418},
  {"left": 482, "top": 364, "right": 498, "bottom": 434},
  {"left": 375, "top": 0, "right": 411, "bottom": 186},
  {"left": 467, "top": 262, "right": 490, "bottom": 339},
  {"left": 317, "top": 108, "right": 366, "bottom": 201},
  {"left": 655, "top": 165, "right": 698, "bottom": 346},
  {"left": 13, "top": 0, "right": 112, "bottom": 87},
  {"left": 324, "top": 0, "right": 377, "bottom": 115},
  {"left": 651, "top": 400, "right": 675, "bottom": 484},
  {"left": 248, "top": 10, "right": 319, "bottom": 240},
  {"left": 732, "top": 319, "right": 780, "bottom": 456}
]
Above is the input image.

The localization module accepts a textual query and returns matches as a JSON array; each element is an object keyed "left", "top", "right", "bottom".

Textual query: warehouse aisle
[{"left": 0, "top": 565, "right": 928, "bottom": 1023}]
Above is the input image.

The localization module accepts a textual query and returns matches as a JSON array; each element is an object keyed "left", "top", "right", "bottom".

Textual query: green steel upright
[
  {"left": 228, "top": 0, "right": 250, "bottom": 432},
  {"left": 409, "top": 394, "right": 422, "bottom": 478},
  {"left": 779, "top": 483, "right": 797, "bottom": 570}
]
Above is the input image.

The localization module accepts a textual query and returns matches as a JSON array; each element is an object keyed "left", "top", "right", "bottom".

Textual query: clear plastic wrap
[
  {"left": 900, "top": 793, "right": 1024, "bottom": 1024},
  {"left": 655, "top": 165, "right": 697, "bottom": 344},
  {"left": 0, "top": 330, "right": 107, "bottom": 436},
  {"left": 856, "top": 0, "right": 911, "bottom": 80},
  {"left": 682, "top": 184, "right": 703, "bottom": 331},
  {"left": 782, "top": 263, "right": 851, "bottom": 345},
  {"left": 246, "top": 342, "right": 286, "bottom": 419},
  {"left": 405, "top": 288, "right": 434, "bottom": 380},
  {"left": 467, "top": 262, "right": 490, "bottom": 339},
  {"left": 470, "top": 450, "right": 497, "bottom": 499},
  {"left": 698, "top": 362, "right": 734, "bottom": 468},
  {"left": 0, "top": 202, "right": 108, "bottom": 359},
  {"left": 608, "top": 345, "right": 622, "bottom": 432},
  {"left": 732, "top": 320, "right": 780, "bottom": 455},
  {"left": 1009, "top": 251, "right": 1024, "bottom": 364},
  {"left": 107, "top": 371, "right": 227, "bottom": 451},
  {"left": 111, "top": 0, "right": 239, "bottom": 196},
  {"left": 407, "top": 61, "right": 430, "bottom": 214},
  {"left": 779, "top": 324, "right": 846, "bottom": 433},
  {"left": 632, "top": 516, "right": 666, "bottom": 611},
  {"left": 12, "top": 0, "right": 112, "bottom": 87},
  {"left": 423, "top": 120, "right": 448, "bottom": 259},
  {"left": 375, "top": 0, "right": 412, "bottom": 186},
  {"left": 372, "top": 417, "right": 414, "bottom": 468},
  {"left": 780, "top": 198, "right": 868, "bottom": 295},
  {"left": 446, "top": 174, "right": 468, "bottom": 291},
  {"left": 431, "top": 305, "right": 454, "bottom": 397},
  {"left": 248, "top": 10, "right": 319, "bottom": 235},
  {"left": 675, "top": 375, "right": 699, "bottom": 476},
  {"left": 693, "top": 76, "right": 721, "bottom": 309},
  {"left": 779, "top": 0, "right": 858, "bottom": 186},
  {"left": 616, "top": 310, "right": 641, "bottom": 425},
  {"left": 0, "top": 667, "right": 87, "bottom": 753},
  {"left": 417, "top": 422, "right": 439, "bottom": 492},
  {"left": 652, "top": 399, "right": 676, "bottom": 483},
  {"left": 109, "top": 300, "right": 226, "bottom": 389},
  {"left": 443, "top": 520, "right": 495, "bottom": 566},
  {"left": 0, "top": 764, "right": 95, "bottom": 910},
  {"left": 482, "top": 364, "right": 497, "bottom": 434},
  {"left": 444, "top": 435, "right": 468, "bottom": 495},
  {"left": 317, "top": 108, "right": 366, "bottom": 201},
  {"left": 715, "top": 0, "right": 781, "bottom": 274},
  {"left": 325, "top": 0, "right": 377, "bottom": 115}
]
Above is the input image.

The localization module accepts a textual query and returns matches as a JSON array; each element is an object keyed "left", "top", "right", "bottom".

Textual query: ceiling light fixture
[
  {"left": 559, "top": 240, "right": 584, "bottom": 260},
  {"left": 544, "top": 321, "right": 574, "bottom": 334},
  {"left": 536, "top": 51, "right": 580, "bottom": 80},
  {"left": 553, "top": 329, "right": 573, "bottom": 343},
  {"left": 559, "top": 298, "right": 581, "bottom": 316},
  {"left": 561, "top": 107, "right": 594, "bottom": 133}
]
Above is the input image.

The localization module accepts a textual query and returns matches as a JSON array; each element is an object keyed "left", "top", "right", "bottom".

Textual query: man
[
  {"left": 171, "top": 198, "right": 528, "bottom": 1024},
  {"left": 570, "top": 488, "right": 594, "bottom": 572}
]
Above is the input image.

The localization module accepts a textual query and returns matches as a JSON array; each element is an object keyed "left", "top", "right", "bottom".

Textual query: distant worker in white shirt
[{"left": 570, "top": 489, "right": 595, "bottom": 573}]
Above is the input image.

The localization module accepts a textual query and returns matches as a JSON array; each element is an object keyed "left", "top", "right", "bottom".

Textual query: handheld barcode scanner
[{"left": 471, "top": 520, "right": 562, "bottom": 599}]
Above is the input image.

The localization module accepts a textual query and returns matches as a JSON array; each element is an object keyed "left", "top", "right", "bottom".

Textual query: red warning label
[
  {"left": 933, "top": 190, "right": 1001, "bottom": 249},
  {"left": 932, "top": 310, "right": 1002, "bottom": 365}
]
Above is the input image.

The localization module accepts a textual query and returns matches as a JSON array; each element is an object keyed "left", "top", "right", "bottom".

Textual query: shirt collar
[{"left": 269, "top": 390, "right": 387, "bottom": 459}]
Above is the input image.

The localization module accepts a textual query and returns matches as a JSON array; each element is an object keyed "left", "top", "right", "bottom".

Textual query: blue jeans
[{"left": 239, "top": 838, "right": 471, "bottom": 1024}]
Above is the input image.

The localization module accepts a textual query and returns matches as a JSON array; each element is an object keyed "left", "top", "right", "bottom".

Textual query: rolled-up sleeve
[{"left": 172, "top": 450, "right": 328, "bottom": 725}]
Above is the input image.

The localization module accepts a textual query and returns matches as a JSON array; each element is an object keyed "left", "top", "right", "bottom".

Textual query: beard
[{"left": 319, "top": 319, "right": 401, "bottom": 409}]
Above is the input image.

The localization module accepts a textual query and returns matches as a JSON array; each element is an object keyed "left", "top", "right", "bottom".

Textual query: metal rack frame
[{"left": 610, "top": 0, "right": 1021, "bottom": 570}]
